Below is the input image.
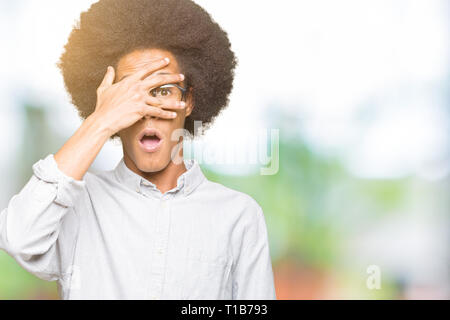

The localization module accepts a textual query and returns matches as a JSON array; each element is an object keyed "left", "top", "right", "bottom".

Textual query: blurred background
[{"left": 0, "top": 0, "right": 449, "bottom": 299}]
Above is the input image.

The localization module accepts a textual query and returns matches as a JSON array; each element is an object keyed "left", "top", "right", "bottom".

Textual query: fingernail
[
  {"left": 179, "top": 101, "right": 186, "bottom": 108},
  {"left": 172, "top": 112, "right": 177, "bottom": 117},
  {"left": 164, "top": 57, "right": 170, "bottom": 63}
]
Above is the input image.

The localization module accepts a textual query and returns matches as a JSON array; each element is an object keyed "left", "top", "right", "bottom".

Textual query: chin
[
  {"left": 134, "top": 156, "right": 167, "bottom": 173},
  {"left": 132, "top": 148, "right": 172, "bottom": 173}
]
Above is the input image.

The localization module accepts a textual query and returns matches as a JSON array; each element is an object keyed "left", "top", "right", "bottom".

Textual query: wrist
[{"left": 85, "top": 112, "right": 113, "bottom": 140}]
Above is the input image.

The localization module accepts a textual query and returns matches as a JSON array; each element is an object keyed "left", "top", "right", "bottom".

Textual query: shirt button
[
  {"left": 151, "top": 296, "right": 158, "bottom": 300},
  {"left": 158, "top": 248, "right": 164, "bottom": 255}
]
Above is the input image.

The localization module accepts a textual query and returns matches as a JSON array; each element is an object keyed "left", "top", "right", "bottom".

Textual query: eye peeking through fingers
[
  {"left": 150, "top": 85, "right": 177, "bottom": 98},
  {"left": 148, "top": 84, "right": 186, "bottom": 103}
]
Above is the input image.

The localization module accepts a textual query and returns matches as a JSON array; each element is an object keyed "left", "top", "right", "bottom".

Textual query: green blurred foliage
[{"left": 0, "top": 251, "right": 57, "bottom": 299}]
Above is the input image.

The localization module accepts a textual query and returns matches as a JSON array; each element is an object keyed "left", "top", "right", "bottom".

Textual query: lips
[{"left": 138, "top": 128, "right": 163, "bottom": 153}]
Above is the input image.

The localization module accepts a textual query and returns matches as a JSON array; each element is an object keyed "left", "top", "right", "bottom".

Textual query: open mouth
[{"left": 138, "top": 128, "right": 163, "bottom": 153}]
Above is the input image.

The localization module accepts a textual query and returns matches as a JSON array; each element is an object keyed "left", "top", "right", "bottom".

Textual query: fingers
[
  {"left": 141, "top": 104, "right": 179, "bottom": 120},
  {"left": 140, "top": 73, "right": 185, "bottom": 91},
  {"left": 131, "top": 58, "right": 171, "bottom": 82},
  {"left": 97, "top": 66, "right": 115, "bottom": 93},
  {"left": 144, "top": 96, "right": 186, "bottom": 110}
]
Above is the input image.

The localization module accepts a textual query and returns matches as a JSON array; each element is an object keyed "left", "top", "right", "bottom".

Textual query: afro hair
[{"left": 57, "top": 0, "right": 238, "bottom": 138}]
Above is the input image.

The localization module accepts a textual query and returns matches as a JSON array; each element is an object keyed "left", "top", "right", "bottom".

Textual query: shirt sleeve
[
  {"left": 231, "top": 202, "right": 277, "bottom": 300},
  {"left": 0, "top": 154, "right": 86, "bottom": 281}
]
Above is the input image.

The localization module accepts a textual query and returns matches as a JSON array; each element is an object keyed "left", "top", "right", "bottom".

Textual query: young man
[{"left": 0, "top": 0, "right": 276, "bottom": 299}]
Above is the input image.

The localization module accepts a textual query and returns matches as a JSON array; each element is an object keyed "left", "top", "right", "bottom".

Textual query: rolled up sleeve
[
  {"left": 232, "top": 203, "right": 277, "bottom": 300},
  {"left": 0, "top": 154, "right": 86, "bottom": 280}
]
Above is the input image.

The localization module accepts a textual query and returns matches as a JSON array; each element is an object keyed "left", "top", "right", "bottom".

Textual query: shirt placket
[{"left": 148, "top": 194, "right": 172, "bottom": 300}]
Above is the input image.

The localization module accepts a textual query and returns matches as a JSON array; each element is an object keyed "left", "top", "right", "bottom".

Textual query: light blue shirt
[{"left": 0, "top": 154, "right": 276, "bottom": 300}]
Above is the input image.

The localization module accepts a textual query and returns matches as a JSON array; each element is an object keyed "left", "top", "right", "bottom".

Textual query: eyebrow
[{"left": 118, "top": 71, "right": 172, "bottom": 82}]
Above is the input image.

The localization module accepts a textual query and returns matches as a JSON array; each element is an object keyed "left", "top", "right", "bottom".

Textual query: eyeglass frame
[{"left": 149, "top": 83, "right": 188, "bottom": 102}]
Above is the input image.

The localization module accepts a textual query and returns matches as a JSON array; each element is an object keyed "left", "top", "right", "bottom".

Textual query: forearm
[
  {"left": 55, "top": 113, "right": 111, "bottom": 181},
  {"left": 0, "top": 115, "right": 97, "bottom": 271}
]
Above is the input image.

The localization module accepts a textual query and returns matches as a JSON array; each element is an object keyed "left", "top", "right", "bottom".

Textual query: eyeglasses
[{"left": 149, "top": 84, "right": 187, "bottom": 103}]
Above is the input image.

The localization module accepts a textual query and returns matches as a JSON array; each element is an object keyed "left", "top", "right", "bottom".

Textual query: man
[{"left": 0, "top": 0, "right": 276, "bottom": 300}]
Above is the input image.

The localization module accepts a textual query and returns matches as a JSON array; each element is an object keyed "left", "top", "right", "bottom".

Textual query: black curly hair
[{"left": 57, "top": 0, "right": 237, "bottom": 138}]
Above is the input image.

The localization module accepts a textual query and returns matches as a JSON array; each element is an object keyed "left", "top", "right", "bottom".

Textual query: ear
[{"left": 185, "top": 87, "right": 194, "bottom": 117}]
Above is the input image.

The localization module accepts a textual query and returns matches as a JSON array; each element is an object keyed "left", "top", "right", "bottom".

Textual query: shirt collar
[{"left": 114, "top": 158, "right": 205, "bottom": 197}]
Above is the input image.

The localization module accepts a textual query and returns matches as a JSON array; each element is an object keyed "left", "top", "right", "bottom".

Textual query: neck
[{"left": 123, "top": 146, "right": 187, "bottom": 195}]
